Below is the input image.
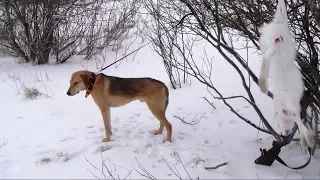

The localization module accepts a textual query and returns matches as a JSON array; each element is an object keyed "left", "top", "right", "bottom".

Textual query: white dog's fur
[{"left": 258, "top": 0, "right": 314, "bottom": 149}]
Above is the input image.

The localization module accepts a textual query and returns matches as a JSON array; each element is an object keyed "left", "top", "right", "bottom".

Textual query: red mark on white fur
[
  {"left": 275, "top": 36, "right": 283, "bottom": 43},
  {"left": 282, "top": 109, "right": 288, "bottom": 115}
]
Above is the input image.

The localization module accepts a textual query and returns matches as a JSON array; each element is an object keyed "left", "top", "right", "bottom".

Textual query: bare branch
[
  {"left": 173, "top": 113, "right": 205, "bottom": 125},
  {"left": 204, "top": 162, "right": 228, "bottom": 170}
]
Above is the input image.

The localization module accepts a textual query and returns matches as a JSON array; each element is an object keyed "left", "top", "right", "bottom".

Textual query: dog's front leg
[
  {"left": 259, "top": 41, "right": 278, "bottom": 94},
  {"left": 259, "top": 57, "right": 271, "bottom": 94},
  {"left": 99, "top": 107, "right": 112, "bottom": 142}
]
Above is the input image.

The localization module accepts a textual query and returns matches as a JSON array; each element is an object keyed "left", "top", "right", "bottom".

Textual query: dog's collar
[{"left": 85, "top": 72, "right": 97, "bottom": 98}]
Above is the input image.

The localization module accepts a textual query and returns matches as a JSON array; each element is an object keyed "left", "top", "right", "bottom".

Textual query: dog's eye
[{"left": 74, "top": 82, "right": 78, "bottom": 85}]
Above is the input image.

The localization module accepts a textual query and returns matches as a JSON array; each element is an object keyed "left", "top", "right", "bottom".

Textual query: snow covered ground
[{"left": 0, "top": 36, "right": 320, "bottom": 179}]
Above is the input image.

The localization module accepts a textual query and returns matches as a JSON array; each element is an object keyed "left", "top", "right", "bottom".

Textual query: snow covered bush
[{"left": 0, "top": 0, "right": 140, "bottom": 64}]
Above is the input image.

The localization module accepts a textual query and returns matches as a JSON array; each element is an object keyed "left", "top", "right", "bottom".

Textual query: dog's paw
[
  {"left": 102, "top": 137, "right": 110, "bottom": 143},
  {"left": 304, "top": 130, "right": 315, "bottom": 148},
  {"left": 153, "top": 129, "right": 163, "bottom": 135},
  {"left": 163, "top": 138, "right": 172, "bottom": 143},
  {"left": 258, "top": 78, "right": 269, "bottom": 94}
]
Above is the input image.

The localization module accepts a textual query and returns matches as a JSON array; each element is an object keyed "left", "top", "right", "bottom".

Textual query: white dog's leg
[
  {"left": 273, "top": 0, "right": 288, "bottom": 24},
  {"left": 259, "top": 57, "right": 271, "bottom": 94},
  {"left": 277, "top": 101, "right": 315, "bottom": 148},
  {"left": 276, "top": 108, "right": 295, "bottom": 136},
  {"left": 273, "top": 99, "right": 294, "bottom": 135},
  {"left": 259, "top": 42, "right": 278, "bottom": 94},
  {"left": 292, "top": 112, "right": 315, "bottom": 148},
  {"left": 300, "top": 130, "right": 308, "bottom": 150}
]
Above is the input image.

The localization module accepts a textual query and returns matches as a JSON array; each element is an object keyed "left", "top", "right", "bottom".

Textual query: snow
[{"left": 0, "top": 34, "right": 320, "bottom": 179}]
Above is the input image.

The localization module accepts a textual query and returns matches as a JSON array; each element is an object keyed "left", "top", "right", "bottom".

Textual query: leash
[
  {"left": 97, "top": 13, "right": 193, "bottom": 73},
  {"left": 274, "top": 147, "right": 312, "bottom": 169},
  {"left": 97, "top": 42, "right": 150, "bottom": 73},
  {"left": 255, "top": 133, "right": 312, "bottom": 170}
]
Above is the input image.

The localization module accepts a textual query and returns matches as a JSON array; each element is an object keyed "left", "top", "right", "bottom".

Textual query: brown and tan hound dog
[{"left": 67, "top": 70, "right": 172, "bottom": 143}]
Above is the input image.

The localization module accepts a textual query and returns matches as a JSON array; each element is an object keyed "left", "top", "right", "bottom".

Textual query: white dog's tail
[{"left": 273, "top": 0, "right": 288, "bottom": 24}]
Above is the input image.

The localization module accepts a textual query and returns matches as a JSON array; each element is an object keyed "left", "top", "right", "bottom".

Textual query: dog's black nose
[{"left": 67, "top": 91, "right": 71, "bottom": 96}]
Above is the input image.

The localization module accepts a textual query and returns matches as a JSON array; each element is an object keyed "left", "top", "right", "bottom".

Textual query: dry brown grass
[{"left": 23, "top": 86, "right": 42, "bottom": 100}]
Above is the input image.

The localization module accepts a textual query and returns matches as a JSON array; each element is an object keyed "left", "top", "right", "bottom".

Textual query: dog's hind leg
[
  {"left": 274, "top": 99, "right": 295, "bottom": 135},
  {"left": 289, "top": 101, "right": 314, "bottom": 148},
  {"left": 276, "top": 102, "right": 315, "bottom": 148},
  {"left": 292, "top": 113, "right": 315, "bottom": 148},
  {"left": 146, "top": 95, "right": 172, "bottom": 143},
  {"left": 151, "top": 112, "right": 172, "bottom": 143},
  {"left": 153, "top": 122, "right": 164, "bottom": 135},
  {"left": 147, "top": 105, "right": 171, "bottom": 142},
  {"left": 300, "top": 130, "right": 308, "bottom": 150}
]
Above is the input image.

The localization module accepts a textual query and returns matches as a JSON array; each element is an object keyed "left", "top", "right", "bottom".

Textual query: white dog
[{"left": 258, "top": 0, "right": 314, "bottom": 149}]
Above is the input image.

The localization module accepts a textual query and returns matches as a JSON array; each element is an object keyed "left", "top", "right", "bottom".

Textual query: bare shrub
[
  {"left": 84, "top": 152, "right": 132, "bottom": 180},
  {"left": 141, "top": 1, "right": 191, "bottom": 89},
  {"left": 1, "top": 66, "right": 52, "bottom": 99},
  {"left": 85, "top": 151, "right": 211, "bottom": 179},
  {"left": 23, "top": 86, "right": 41, "bottom": 100},
  {"left": 0, "top": 0, "right": 140, "bottom": 65},
  {"left": 134, "top": 152, "right": 227, "bottom": 179}
]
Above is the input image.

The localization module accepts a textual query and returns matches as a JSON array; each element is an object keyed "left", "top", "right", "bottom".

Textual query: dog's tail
[
  {"left": 164, "top": 85, "right": 169, "bottom": 110},
  {"left": 273, "top": 0, "right": 288, "bottom": 24}
]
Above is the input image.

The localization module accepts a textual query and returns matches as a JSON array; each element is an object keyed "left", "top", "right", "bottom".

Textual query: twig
[
  {"left": 84, "top": 150, "right": 131, "bottom": 180},
  {"left": 160, "top": 155, "right": 182, "bottom": 180},
  {"left": 100, "top": 151, "right": 115, "bottom": 180},
  {"left": 104, "top": 158, "right": 132, "bottom": 180},
  {"left": 204, "top": 162, "right": 228, "bottom": 170},
  {"left": 87, "top": 168, "right": 101, "bottom": 180},
  {"left": 133, "top": 167, "right": 156, "bottom": 180},
  {"left": 0, "top": 135, "right": 7, "bottom": 149},
  {"left": 173, "top": 113, "right": 203, "bottom": 125},
  {"left": 134, "top": 158, "right": 157, "bottom": 180},
  {"left": 0, "top": 136, "right": 7, "bottom": 158},
  {"left": 214, "top": 95, "right": 256, "bottom": 107},
  {"left": 84, "top": 155, "right": 103, "bottom": 179},
  {"left": 175, "top": 152, "right": 192, "bottom": 180},
  {"left": 202, "top": 97, "right": 216, "bottom": 109}
]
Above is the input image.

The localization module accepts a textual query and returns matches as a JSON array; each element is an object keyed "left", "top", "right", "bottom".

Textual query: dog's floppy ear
[{"left": 80, "top": 74, "right": 90, "bottom": 88}]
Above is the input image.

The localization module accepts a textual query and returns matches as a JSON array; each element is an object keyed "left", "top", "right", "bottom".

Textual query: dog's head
[{"left": 66, "top": 70, "right": 91, "bottom": 96}]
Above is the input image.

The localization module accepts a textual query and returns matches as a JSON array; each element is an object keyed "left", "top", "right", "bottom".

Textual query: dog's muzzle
[{"left": 67, "top": 91, "right": 79, "bottom": 96}]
